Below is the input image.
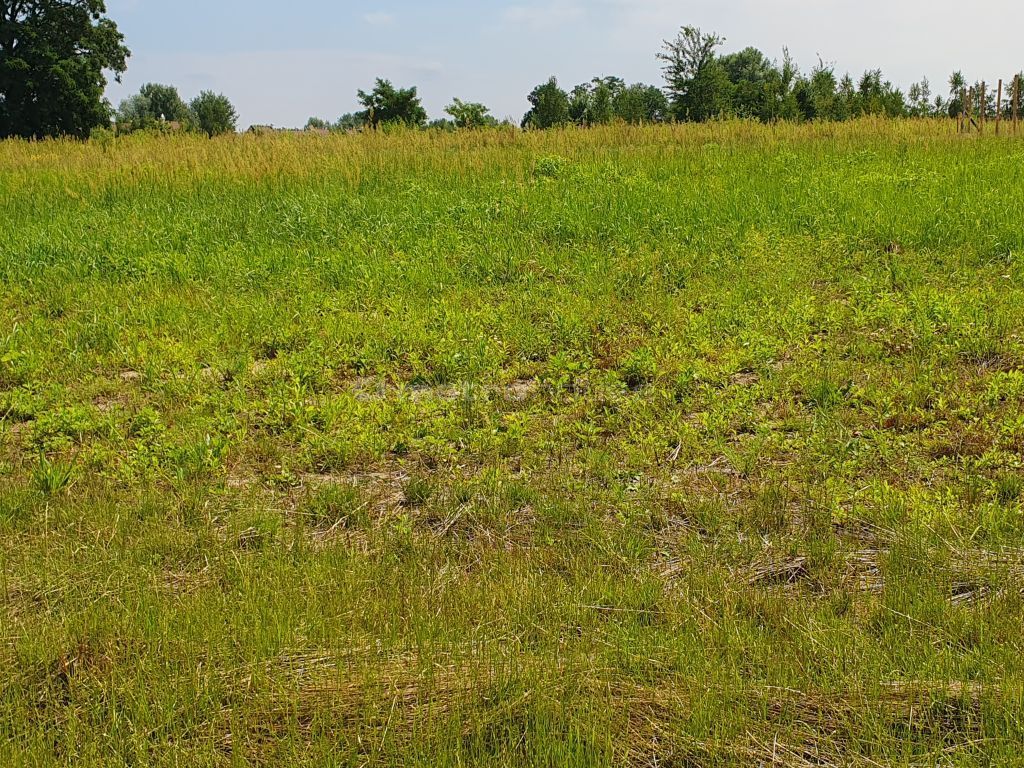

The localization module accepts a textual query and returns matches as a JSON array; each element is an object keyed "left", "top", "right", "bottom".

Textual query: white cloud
[
  {"left": 501, "top": 1, "right": 585, "bottom": 30},
  {"left": 362, "top": 11, "right": 396, "bottom": 26}
]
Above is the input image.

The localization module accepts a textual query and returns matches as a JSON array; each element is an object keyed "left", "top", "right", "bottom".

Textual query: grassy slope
[{"left": 2, "top": 120, "right": 1024, "bottom": 765}]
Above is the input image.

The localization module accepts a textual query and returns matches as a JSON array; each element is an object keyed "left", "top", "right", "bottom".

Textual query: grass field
[{"left": 3, "top": 120, "right": 1024, "bottom": 766}]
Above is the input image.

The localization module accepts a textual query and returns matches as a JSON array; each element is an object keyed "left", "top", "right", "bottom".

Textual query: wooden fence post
[
  {"left": 1016, "top": 76, "right": 1021, "bottom": 134},
  {"left": 997, "top": 79, "right": 1003, "bottom": 135},
  {"left": 980, "top": 82, "right": 986, "bottom": 134}
]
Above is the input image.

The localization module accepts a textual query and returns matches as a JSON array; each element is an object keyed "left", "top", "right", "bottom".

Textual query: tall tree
[
  {"left": 357, "top": 79, "right": 427, "bottom": 128},
  {"left": 190, "top": 90, "right": 237, "bottom": 136},
  {"left": 116, "top": 82, "right": 190, "bottom": 130},
  {"left": 521, "top": 77, "right": 570, "bottom": 129},
  {"left": 907, "top": 77, "right": 932, "bottom": 117},
  {"left": 335, "top": 112, "right": 365, "bottom": 131},
  {"left": 806, "top": 61, "right": 840, "bottom": 121},
  {"left": 139, "top": 83, "right": 189, "bottom": 122},
  {"left": 445, "top": 98, "right": 494, "bottom": 128},
  {"left": 612, "top": 83, "right": 668, "bottom": 124},
  {"left": 658, "top": 26, "right": 731, "bottom": 121},
  {"left": 0, "top": 0, "right": 130, "bottom": 138},
  {"left": 947, "top": 71, "right": 966, "bottom": 117},
  {"left": 1010, "top": 73, "right": 1024, "bottom": 119},
  {"left": 568, "top": 83, "right": 590, "bottom": 125},
  {"left": 719, "top": 47, "right": 774, "bottom": 120},
  {"left": 567, "top": 77, "right": 623, "bottom": 126},
  {"left": 836, "top": 73, "right": 857, "bottom": 120},
  {"left": 588, "top": 77, "right": 621, "bottom": 124},
  {"left": 115, "top": 93, "right": 152, "bottom": 130}
]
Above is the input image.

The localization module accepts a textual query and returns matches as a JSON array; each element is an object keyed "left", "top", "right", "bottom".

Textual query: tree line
[
  {"left": 1, "top": 2, "right": 1021, "bottom": 140},
  {"left": 115, "top": 83, "right": 237, "bottom": 137}
]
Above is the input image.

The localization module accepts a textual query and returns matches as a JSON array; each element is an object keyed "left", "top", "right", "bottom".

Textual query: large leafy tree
[
  {"left": 568, "top": 78, "right": 621, "bottom": 126},
  {"left": 806, "top": 61, "right": 841, "bottom": 121},
  {"left": 444, "top": 98, "right": 494, "bottom": 128},
  {"left": 612, "top": 83, "right": 668, "bottom": 124},
  {"left": 0, "top": 0, "right": 129, "bottom": 138},
  {"left": 907, "top": 77, "right": 933, "bottom": 117},
  {"left": 854, "top": 69, "right": 906, "bottom": 117},
  {"left": 521, "top": 77, "right": 570, "bottom": 129},
  {"left": 947, "top": 71, "right": 966, "bottom": 117},
  {"left": 335, "top": 112, "right": 365, "bottom": 131},
  {"left": 1009, "top": 73, "right": 1024, "bottom": 119},
  {"left": 357, "top": 78, "right": 426, "bottom": 128},
  {"left": 115, "top": 82, "right": 190, "bottom": 131},
  {"left": 658, "top": 26, "right": 731, "bottom": 121},
  {"left": 718, "top": 47, "right": 774, "bottom": 120},
  {"left": 139, "top": 82, "right": 189, "bottom": 122},
  {"left": 190, "top": 90, "right": 236, "bottom": 136}
]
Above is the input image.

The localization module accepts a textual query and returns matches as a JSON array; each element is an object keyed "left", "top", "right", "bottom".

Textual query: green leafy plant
[{"left": 31, "top": 455, "right": 75, "bottom": 496}]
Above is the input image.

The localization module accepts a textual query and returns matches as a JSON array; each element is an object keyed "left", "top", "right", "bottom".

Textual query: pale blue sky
[{"left": 106, "top": 0, "right": 1022, "bottom": 128}]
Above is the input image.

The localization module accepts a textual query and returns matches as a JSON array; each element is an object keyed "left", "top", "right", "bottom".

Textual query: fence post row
[{"left": 955, "top": 78, "right": 1024, "bottom": 135}]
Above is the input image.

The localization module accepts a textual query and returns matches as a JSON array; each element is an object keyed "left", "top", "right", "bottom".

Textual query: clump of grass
[
  {"left": 402, "top": 476, "right": 433, "bottom": 507},
  {"left": 534, "top": 154, "right": 569, "bottom": 179},
  {"left": 748, "top": 484, "right": 790, "bottom": 533},
  {"left": 620, "top": 347, "right": 658, "bottom": 389},
  {"left": 805, "top": 376, "right": 846, "bottom": 409},
  {"left": 300, "top": 483, "right": 369, "bottom": 529},
  {"left": 993, "top": 474, "right": 1023, "bottom": 506},
  {"left": 30, "top": 455, "right": 75, "bottom": 496},
  {"left": 235, "top": 516, "right": 280, "bottom": 550}
]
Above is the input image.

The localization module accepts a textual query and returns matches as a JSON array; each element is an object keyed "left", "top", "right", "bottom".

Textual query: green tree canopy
[
  {"left": 0, "top": 0, "right": 130, "bottom": 138},
  {"left": 581, "top": 77, "right": 623, "bottom": 125},
  {"left": 357, "top": 79, "right": 427, "bottom": 128},
  {"left": 907, "top": 77, "right": 933, "bottom": 117},
  {"left": 522, "top": 77, "right": 570, "bottom": 129},
  {"left": 115, "top": 93, "right": 151, "bottom": 129},
  {"left": 116, "top": 82, "right": 190, "bottom": 130},
  {"left": 947, "top": 71, "right": 966, "bottom": 117},
  {"left": 612, "top": 83, "right": 668, "bottom": 124},
  {"left": 140, "top": 82, "right": 189, "bottom": 122},
  {"left": 335, "top": 112, "right": 365, "bottom": 131},
  {"left": 658, "top": 26, "right": 731, "bottom": 121},
  {"left": 853, "top": 69, "right": 906, "bottom": 117},
  {"left": 718, "top": 47, "right": 775, "bottom": 120},
  {"left": 190, "top": 90, "right": 237, "bottom": 136},
  {"left": 445, "top": 98, "right": 494, "bottom": 128},
  {"left": 805, "top": 61, "right": 842, "bottom": 121}
]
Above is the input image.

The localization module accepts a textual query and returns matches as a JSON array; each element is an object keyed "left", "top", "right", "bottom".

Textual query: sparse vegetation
[{"left": 3, "top": 121, "right": 1024, "bottom": 765}]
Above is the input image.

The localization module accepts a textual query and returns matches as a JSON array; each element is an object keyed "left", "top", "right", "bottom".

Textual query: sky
[{"left": 105, "top": 1, "right": 1023, "bottom": 129}]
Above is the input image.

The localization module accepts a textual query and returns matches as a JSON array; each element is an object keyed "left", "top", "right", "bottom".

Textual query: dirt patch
[
  {"left": 302, "top": 468, "right": 409, "bottom": 510},
  {"left": 92, "top": 392, "right": 131, "bottom": 414},
  {"left": 845, "top": 549, "right": 885, "bottom": 593},
  {"left": 157, "top": 568, "right": 215, "bottom": 598},
  {"left": 343, "top": 377, "right": 540, "bottom": 404},
  {"left": 249, "top": 360, "right": 274, "bottom": 376},
  {"left": 747, "top": 556, "right": 810, "bottom": 587},
  {"left": 730, "top": 370, "right": 760, "bottom": 387},
  {"left": 407, "top": 383, "right": 461, "bottom": 402},
  {"left": 199, "top": 367, "right": 223, "bottom": 383}
]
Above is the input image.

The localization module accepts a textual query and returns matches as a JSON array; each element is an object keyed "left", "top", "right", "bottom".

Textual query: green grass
[{"left": 2, "top": 120, "right": 1024, "bottom": 766}]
